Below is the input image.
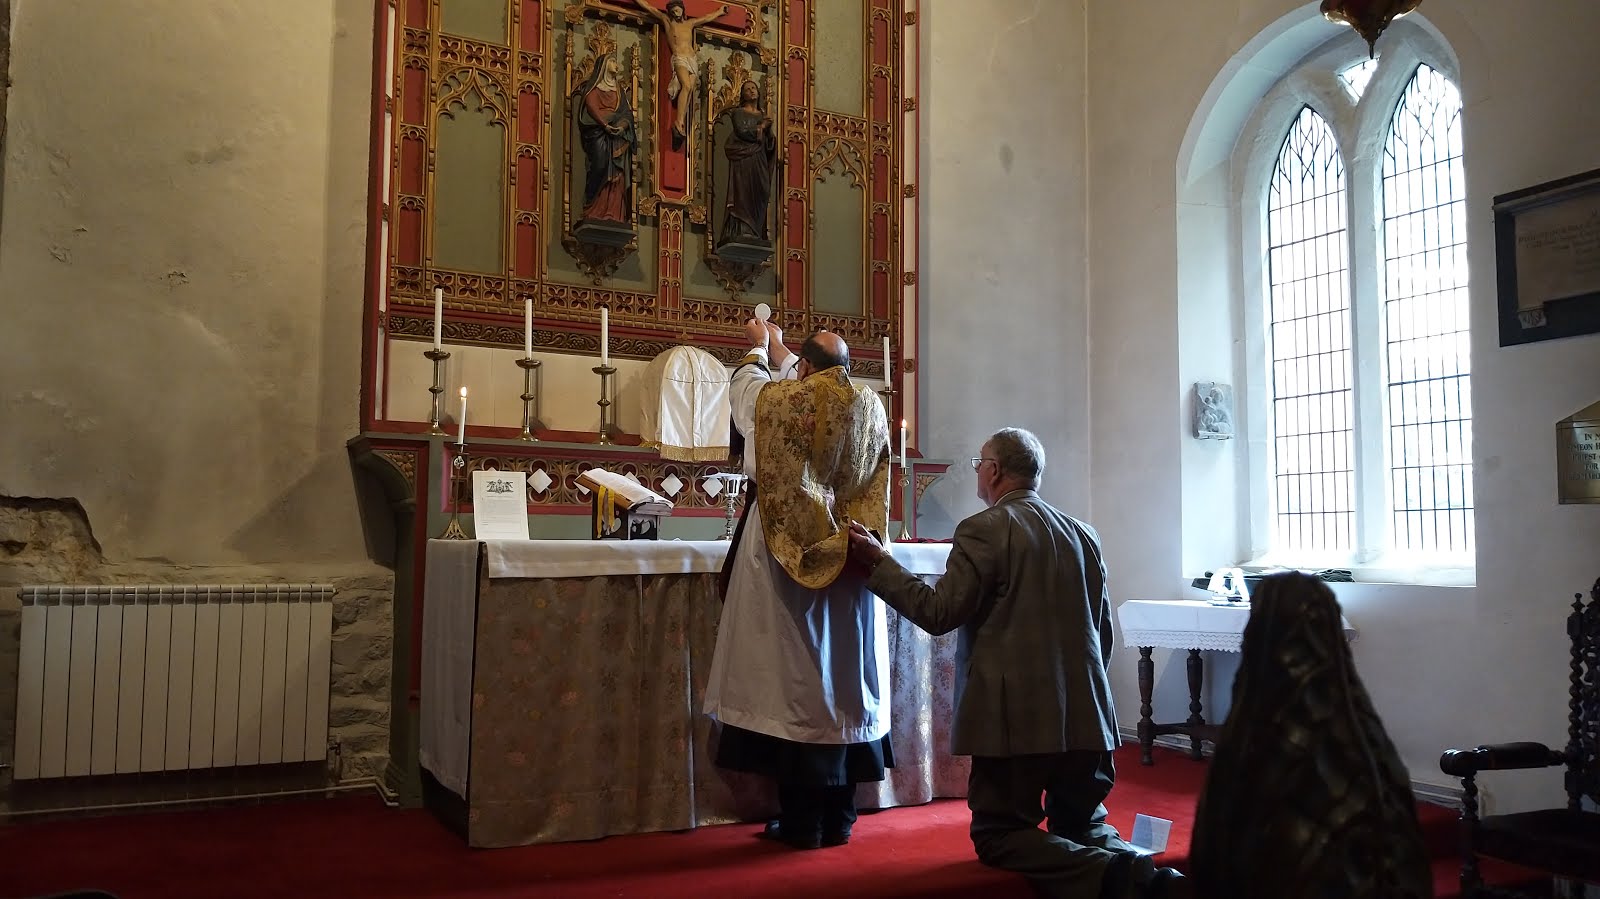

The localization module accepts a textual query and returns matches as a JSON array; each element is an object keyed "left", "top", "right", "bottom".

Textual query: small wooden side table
[{"left": 1117, "top": 598, "right": 1356, "bottom": 765}]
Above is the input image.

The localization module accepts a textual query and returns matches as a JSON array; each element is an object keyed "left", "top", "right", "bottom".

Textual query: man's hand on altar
[
  {"left": 744, "top": 317, "right": 770, "bottom": 351},
  {"left": 847, "top": 520, "right": 889, "bottom": 571}
]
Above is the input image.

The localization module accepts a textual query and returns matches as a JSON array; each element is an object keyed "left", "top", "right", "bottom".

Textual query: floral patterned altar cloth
[{"left": 421, "top": 539, "right": 966, "bottom": 848}]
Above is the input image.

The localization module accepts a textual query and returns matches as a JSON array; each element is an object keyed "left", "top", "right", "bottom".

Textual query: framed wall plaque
[
  {"left": 1556, "top": 400, "right": 1600, "bottom": 505},
  {"left": 1494, "top": 167, "right": 1600, "bottom": 347}
]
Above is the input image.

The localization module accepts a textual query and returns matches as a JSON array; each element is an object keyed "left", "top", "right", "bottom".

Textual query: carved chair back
[{"left": 1567, "top": 578, "right": 1600, "bottom": 810}]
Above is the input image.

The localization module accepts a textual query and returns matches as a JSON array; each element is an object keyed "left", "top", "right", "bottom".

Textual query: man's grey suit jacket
[{"left": 866, "top": 488, "right": 1120, "bottom": 758}]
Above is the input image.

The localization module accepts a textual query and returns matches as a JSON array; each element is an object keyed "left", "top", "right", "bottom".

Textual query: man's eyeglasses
[{"left": 971, "top": 457, "right": 996, "bottom": 472}]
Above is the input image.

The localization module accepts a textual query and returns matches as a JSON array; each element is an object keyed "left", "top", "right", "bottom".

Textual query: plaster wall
[
  {"left": 0, "top": 0, "right": 375, "bottom": 566},
  {"left": 0, "top": 0, "right": 392, "bottom": 798},
  {"left": 1089, "top": 0, "right": 1600, "bottom": 812},
  {"left": 915, "top": 0, "right": 1092, "bottom": 535}
]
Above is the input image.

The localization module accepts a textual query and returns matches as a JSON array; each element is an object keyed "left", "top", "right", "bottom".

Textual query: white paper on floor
[{"left": 1128, "top": 813, "right": 1172, "bottom": 856}]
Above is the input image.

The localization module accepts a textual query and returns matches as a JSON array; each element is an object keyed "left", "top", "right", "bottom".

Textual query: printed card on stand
[{"left": 471, "top": 470, "right": 530, "bottom": 541}]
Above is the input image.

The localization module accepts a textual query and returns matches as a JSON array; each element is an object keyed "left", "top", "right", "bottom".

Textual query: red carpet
[{"left": 0, "top": 745, "right": 1547, "bottom": 898}]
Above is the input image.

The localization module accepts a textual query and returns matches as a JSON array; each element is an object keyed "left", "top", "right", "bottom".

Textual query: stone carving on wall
[{"left": 1193, "top": 381, "right": 1234, "bottom": 440}]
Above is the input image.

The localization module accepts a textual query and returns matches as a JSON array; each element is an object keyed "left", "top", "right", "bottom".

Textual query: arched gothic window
[{"left": 1252, "top": 51, "right": 1470, "bottom": 567}]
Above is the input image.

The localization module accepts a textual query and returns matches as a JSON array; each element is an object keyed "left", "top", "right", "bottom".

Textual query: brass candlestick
[
  {"left": 882, "top": 383, "right": 906, "bottom": 542},
  {"left": 516, "top": 356, "right": 544, "bottom": 442},
  {"left": 425, "top": 347, "right": 451, "bottom": 436},
  {"left": 898, "top": 467, "right": 913, "bottom": 542},
  {"left": 440, "top": 446, "right": 470, "bottom": 540},
  {"left": 593, "top": 364, "right": 617, "bottom": 445}
]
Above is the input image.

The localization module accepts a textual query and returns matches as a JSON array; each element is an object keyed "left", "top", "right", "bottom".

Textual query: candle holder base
[
  {"left": 439, "top": 449, "right": 472, "bottom": 540},
  {"left": 897, "top": 472, "right": 914, "bottom": 542},
  {"left": 517, "top": 356, "right": 544, "bottom": 442},
  {"left": 876, "top": 385, "right": 897, "bottom": 421},
  {"left": 593, "top": 364, "right": 618, "bottom": 445},
  {"left": 425, "top": 348, "right": 451, "bottom": 437}
]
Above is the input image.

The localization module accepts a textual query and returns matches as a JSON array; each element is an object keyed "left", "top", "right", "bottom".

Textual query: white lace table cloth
[{"left": 1117, "top": 598, "right": 1356, "bottom": 652}]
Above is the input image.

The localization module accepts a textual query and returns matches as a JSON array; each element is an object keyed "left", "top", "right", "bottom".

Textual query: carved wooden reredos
[{"left": 361, "top": 0, "right": 922, "bottom": 434}]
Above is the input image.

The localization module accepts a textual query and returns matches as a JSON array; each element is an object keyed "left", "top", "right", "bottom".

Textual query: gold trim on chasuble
[{"left": 753, "top": 366, "right": 889, "bottom": 589}]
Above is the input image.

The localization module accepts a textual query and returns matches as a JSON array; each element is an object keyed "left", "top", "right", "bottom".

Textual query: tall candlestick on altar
[
  {"left": 600, "top": 306, "right": 610, "bottom": 367},
  {"left": 524, "top": 299, "right": 534, "bottom": 357},
  {"left": 883, "top": 335, "right": 891, "bottom": 380},
  {"left": 458, "top": 387, "right": 468, "bottom": 445},
  {"left": 900, "top": 418, "right": 908, "bottom": 471},
  {"left": 433, "top": 288, "right": 444, "bottom": 350}
]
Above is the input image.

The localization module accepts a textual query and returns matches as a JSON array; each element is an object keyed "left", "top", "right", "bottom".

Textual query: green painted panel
[
  {"left": 433, "top": 89, "right": 506, "bottom": 275},
  {"left": 441, "top": 0, "right": 508, "bottom": 45},
  {"left": 813, "top": 0, "right": 864, "bottom": 115},
  {"left": 811, "top": 156, "right": 865, "bottom": 316}
]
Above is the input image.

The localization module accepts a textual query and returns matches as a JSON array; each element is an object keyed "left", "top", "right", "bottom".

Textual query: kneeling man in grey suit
[{"left": 847, "top": 428, "right": 1189, "bottom": 899}]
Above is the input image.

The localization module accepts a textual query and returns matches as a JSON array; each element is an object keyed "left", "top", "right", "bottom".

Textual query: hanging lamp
[{"left": 1320, "top": 0, "right": 1423, "bottom": 57}]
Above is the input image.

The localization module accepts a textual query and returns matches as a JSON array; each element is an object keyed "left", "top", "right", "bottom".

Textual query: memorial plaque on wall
[
  {"left": 1494, "top": 168, "right": 1600, "bottom": 347},
  {"left": 1556, "top": 400, "right": 1600, "bottom": 504}
]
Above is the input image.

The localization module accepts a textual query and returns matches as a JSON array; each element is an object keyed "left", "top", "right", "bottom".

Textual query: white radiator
[{"left": 13, "top": 584, "right": 334, "bottom": 781}]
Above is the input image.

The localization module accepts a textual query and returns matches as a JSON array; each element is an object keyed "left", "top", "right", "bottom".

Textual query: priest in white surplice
[{"left": 703, "top": 318, "right": 894, "bottom": 850}]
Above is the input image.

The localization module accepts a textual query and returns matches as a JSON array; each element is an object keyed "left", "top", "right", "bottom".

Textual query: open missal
[{"left": 578, "top": 468, "right": 674, "bottom": 540}]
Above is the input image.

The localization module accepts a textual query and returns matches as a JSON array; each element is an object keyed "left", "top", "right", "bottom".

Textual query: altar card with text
[{"left": 471, "top": 470, "right": 530, "bottom": 541}]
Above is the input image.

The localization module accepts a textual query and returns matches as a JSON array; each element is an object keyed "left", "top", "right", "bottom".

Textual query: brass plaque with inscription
[{"left": 1557, "top": 400, "right": 1600, "bottom": 504}]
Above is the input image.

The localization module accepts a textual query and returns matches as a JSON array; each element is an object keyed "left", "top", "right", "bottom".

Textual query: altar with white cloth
[{"left": 420, "top": 538, "right": 962, "bottom": 848}]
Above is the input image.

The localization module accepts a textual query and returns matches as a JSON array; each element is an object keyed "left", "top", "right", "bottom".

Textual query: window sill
[{"left": 1216, "top": 556, "right": 1476, "bottom": 589}]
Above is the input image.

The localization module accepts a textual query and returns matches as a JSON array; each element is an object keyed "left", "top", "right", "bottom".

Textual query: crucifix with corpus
[
  {"left": 630, "top": 0, "right": 728, "bottom": 141},
  {"left": 604, "top": 0, "right": 753, "bottom": 201}
]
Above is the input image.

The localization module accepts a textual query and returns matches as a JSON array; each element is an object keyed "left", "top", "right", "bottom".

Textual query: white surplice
[{"left": 701, "top": 346, "right": 891, "bottom": 745}]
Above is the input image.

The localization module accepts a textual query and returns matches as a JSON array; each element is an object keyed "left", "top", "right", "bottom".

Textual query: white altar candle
[
  {"left": 433, "top": 287, "right": 444, "bottom": 350},
  {"left": 524, "top": 299, "right": 533, "bottom": 357},
  {"left": 458, "top": 386, "right": 468, "bottom": 445},
  {"left": 600, "top": 306, "right": 610, "bottom": 366},
  {"left": 882, "top": 335, "right": 891, "bottom": 379},
  {"left": 900, "top": 418, "right": 908, "bottom": 471}
]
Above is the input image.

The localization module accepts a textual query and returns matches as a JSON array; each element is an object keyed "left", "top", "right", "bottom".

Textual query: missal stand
[{"left": 579, "top": 468, "right": 673, "bottom": 541}]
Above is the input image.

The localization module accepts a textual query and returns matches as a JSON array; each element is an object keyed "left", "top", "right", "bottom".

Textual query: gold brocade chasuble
[{"left": 753, "top": 365, "right": 890, "bottom": 590}]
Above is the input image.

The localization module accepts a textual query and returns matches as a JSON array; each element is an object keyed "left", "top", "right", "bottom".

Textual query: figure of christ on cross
[{"left": 631, "top": 0, "right": 730, "bottom": 141}]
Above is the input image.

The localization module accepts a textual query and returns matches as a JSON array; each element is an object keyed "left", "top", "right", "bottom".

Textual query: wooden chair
[{"left": 1438, "top": 578, "right": 1600, "bottom": 899}]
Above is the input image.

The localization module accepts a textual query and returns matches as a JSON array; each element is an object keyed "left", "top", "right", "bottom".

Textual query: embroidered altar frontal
[
  {"left": 420, "top": 539, "right": 967, "bottom": 847},
  {"left": 380, "top": 0, "right": 917, "bottom": 368}
]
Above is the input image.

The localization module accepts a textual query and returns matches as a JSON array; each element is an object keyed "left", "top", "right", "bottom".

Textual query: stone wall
[{"left": 0, "top": 497, "right": 392, "bottom": 809}]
